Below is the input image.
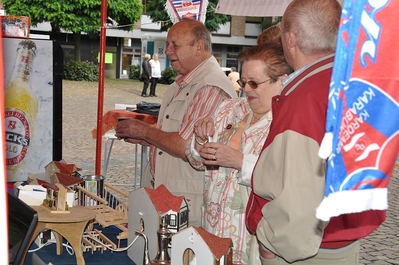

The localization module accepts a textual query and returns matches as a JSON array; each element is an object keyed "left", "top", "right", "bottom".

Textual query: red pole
[
  {"left": 0, "top": 26, "right": 9, "bottom": 265},
  {"left": 95, "top": 0, "right": 108, "bottom": 175}
]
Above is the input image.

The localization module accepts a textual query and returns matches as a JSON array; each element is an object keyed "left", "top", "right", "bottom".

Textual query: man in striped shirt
[{"left": 115, "top": 19, "right": 237, "bottom": 225}]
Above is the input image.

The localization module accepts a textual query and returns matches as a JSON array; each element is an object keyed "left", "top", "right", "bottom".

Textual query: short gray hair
[
  {"left": 282, "top": 0, "right": 341, "bottom": 55},
  {"left": 182, "top": 18, "right": 212, "bottom": 53}
]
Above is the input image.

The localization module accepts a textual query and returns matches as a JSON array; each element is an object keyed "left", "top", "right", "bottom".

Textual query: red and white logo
[{"left": 5, "top": 108, "right": 31, "bottom": 166}]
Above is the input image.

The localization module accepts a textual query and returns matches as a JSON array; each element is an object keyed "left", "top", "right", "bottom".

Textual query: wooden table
[{"left": 28, "top": 206, "right": 95, "bottom": 265}]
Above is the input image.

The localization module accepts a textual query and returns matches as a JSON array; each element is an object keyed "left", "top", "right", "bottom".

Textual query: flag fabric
[
  {"left": 317, "top": 0, "right": 399, "bottom": 221},
  {"left": 165, "top": 0, "right": 209, "bottom": 24}
]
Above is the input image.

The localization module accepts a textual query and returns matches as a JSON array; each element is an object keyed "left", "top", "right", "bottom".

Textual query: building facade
[{"left": 28, "top": 14, "right": 270, "bottom": 79}]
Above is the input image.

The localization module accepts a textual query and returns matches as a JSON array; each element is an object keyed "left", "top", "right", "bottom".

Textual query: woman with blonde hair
[{"left": 149, "top": 53, "right": 161, "bottom": 97}]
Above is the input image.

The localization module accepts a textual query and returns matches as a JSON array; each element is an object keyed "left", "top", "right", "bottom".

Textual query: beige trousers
[{"left": 259, "top": 241, "right": 360, "bottom": 265}]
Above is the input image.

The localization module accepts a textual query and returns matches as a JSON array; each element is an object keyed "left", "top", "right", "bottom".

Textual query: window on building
[
  {"left": 213, "top": 52, "right": 222, "bottom": 66},
  {"left": 60, "top": 44, "right": 75, "bottom": 62},
  {"left": 142, "top": 0, "right": 148, "bottom": 13},
  {"left": 121, "top": 47, "right": 141, "bottom": 77},
  {"left": 133, "top": 48, "right": 142, "bottom": 65},
  {"left": 168, "top": 214, "right": 177, "bottom": 227},
  {"left": 226, "top": 46, "right": 240, "bottom": 69},
  {"left": 180, "top": 210, "right": 188, "bottom": 226},
  {"left": 123, "top": 38, "right": 131, "bottom": 47},
  {"left": 227, "top": 46, "right": 240, "bottom": 53},
  {"left": 246, "top": 16, "right": 263, "bottom": 23}
]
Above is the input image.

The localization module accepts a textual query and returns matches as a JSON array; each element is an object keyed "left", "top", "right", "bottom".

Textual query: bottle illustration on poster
[
  {"left": 5, "top": 40, "right": 38, "bottom": 168},
  {"left": 3, "top": 37, "right": 63, "bottom": 182}
]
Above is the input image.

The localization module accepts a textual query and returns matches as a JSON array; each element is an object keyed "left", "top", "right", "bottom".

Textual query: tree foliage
[
  {"left": 146, "top": 0, "right": 229, "bottom": 32},
  {"left": 2, "top": 0, "right": 143, "bottom": 60}
]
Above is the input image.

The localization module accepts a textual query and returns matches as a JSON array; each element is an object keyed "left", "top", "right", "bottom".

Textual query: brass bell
[{"left": 151, "top": 217, "right": 171, "bottom": 264}]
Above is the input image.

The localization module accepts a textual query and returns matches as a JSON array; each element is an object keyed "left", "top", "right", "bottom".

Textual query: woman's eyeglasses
[{"left": 237, "top": 78, "right": 271, "bottom": 89}]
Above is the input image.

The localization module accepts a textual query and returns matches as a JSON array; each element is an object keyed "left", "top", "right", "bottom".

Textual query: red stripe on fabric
[
  {"left": 181, "top": 86, "right": 230, "bottom": 139},
  {"left": 282, "top": 55, "right": 334, "bottom": 96}
]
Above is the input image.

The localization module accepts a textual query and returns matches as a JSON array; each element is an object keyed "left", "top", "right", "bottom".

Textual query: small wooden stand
[
  {"left": 52, "top": 183, "right": 70, "bottom": 213},
  {"left": 28, "top": 206, "right": 95, "bottom": 265}
]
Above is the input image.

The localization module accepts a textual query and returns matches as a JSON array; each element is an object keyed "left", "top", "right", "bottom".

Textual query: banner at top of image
[{"left": 165, "top": 0, "right": 209, "bottom": 24}]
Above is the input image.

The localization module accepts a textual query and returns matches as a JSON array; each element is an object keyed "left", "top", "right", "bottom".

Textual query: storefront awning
[{"left": 215, "top": 0, "right": 343, "bottom": 17}]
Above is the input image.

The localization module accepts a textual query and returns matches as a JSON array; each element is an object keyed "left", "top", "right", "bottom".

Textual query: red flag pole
[
  {"left": 95, "top": 0, "right": 107, "bottom": 175},
  {"left": 0, "top": 26, "right": 9, "bottom": 265}
]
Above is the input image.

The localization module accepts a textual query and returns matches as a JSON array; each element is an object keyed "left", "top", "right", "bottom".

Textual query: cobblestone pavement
[{"left": 62, "top": 79, "right": 399, "bottom": 264}]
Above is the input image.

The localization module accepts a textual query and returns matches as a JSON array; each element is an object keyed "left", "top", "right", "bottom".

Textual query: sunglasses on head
[{"left": 237, "top": 78, "right": 271, "bottom": 89}]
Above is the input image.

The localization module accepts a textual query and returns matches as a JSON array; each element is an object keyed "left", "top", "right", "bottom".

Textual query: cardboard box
[
  {"left": 1, "top": 16, "right": 30, "bottom": 38},
  {"left": 17, "top": 183, "right": 75, "bottom": 207},
  {"left": 17, "top": 184, "right": 47, "bottom": 206}
]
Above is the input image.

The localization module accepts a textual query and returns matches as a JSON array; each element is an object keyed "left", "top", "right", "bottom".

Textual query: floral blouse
[{"left": 186, "top": 97, "right": 272, "bottom": 264}]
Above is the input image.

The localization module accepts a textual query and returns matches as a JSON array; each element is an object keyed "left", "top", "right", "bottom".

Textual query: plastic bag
[{"left": 135, "top": 101, "right": 161, "bottom": 116}]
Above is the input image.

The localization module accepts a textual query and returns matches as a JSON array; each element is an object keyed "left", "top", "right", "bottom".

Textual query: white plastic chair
[{"left": 102, "top": 104, "right": 136, "bottom": 178}]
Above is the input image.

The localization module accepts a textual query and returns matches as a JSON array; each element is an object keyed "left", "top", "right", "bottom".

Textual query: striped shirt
[{"left": 149, "top": 61, "right": 232, "bottom": 176}]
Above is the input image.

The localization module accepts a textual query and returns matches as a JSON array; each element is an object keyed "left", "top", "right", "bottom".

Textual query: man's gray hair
[
  {"left": 282, "top": 0, "right": 341, "bottom": 55},
  {"left": 183, "top": 18, "right": 212, "bottom": 53}
]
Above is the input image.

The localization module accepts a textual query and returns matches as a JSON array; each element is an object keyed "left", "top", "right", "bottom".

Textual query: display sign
[
  {"left": 165, "top": 0, "right": 209, "bottom": 24},
  {"left": 1, "top": 16, "right": 30, "bottom": 38},
  {"left": 3, "top": 38, "right": 63, "bottom": 182}
]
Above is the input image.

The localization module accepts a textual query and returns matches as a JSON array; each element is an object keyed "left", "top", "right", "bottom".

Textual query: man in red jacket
[{"left": 246, "top": 0, "right": 386, "bottom": 264}]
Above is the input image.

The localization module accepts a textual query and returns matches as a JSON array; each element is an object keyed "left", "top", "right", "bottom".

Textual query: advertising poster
[{"left": 3, "top": 38, "right": 62, "bottom": 182}]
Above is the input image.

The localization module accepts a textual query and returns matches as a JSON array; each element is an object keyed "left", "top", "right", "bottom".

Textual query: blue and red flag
[{"left": 317, "top": 0, "right": 399, "bottom": 221}]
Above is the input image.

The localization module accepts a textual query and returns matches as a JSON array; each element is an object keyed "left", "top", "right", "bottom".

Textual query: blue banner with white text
[{"left": 317, "top": 0, "right": 399, "bottom": 221}]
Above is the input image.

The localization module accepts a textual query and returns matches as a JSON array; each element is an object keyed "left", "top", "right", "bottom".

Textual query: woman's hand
[{"left": 199, "top": 142, "right": 243, "bottom": 170}]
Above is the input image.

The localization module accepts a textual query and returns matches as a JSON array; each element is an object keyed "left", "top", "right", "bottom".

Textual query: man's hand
[
  {"left": 116, "top": 119, "right": 187, "bottom": 160},
  {"left": 193, "top": 117, "right": 215, "bottom": 141},
  {"left": 123, "top": 138, "right": 151, "bottom": 146},
  {"left": 115, "top": 119, "right": 149, "bottom": 141}
]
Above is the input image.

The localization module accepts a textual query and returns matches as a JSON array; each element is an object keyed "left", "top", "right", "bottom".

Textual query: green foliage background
[
  {"left": 3, "top": 0, "right": 226, "bottom": 81},
  {"left": 2, "top": 0, "right": 143, "bottom": 34},
  {"left": 63, "top": 61, "right": 99, "bottom": 82},
  {"left": 129, "top": 65, "right": 141, "bottom": 79},
  {"left": 3, "top": 0, "right": 143, "bottom": 61},
  {"left": 128, "top": 65, "right": 176, "bottom": 85},
  {"left": 158, "top": 67, "right": 177, "bottom": 84}
]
